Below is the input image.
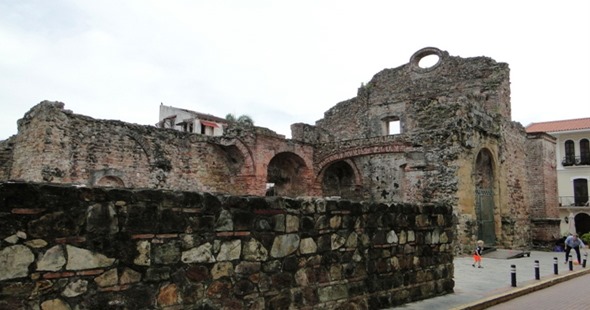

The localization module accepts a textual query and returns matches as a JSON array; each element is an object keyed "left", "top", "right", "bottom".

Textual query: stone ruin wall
[
  {"left": 296, "top": 47, "right": 556, "bottom": 251},
  {"left": 0, "top": 182, "right": 454, "bottom": 310},
  {"left": 6, "top": 102, "right": 318, "bottom": 198},
  {"left": 0, "top": 47, "right": 560, "bottom": 254},
  {"left": 525, "top": 132, "right": 561, "bottom": 246}
]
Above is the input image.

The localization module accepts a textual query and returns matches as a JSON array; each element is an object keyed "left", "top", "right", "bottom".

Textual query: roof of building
[{"left": 525, "top": 117, "right": 590, "bottom": 133}]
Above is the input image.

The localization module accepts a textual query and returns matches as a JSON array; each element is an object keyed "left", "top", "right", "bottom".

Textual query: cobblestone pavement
[
  {"left": 486, "top": 273, "right": 590, "bottom": 310},
  {"left": 394, "top": 250, "right": 590, "bottom": 310}
]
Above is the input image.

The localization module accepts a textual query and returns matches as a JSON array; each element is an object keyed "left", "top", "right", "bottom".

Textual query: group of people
[{"left": 470, "top": 233, "right": 587, "bottom": 268}]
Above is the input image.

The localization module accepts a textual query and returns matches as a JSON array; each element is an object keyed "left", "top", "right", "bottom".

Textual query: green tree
[{"left": 225, "top": 113, "right": 254, "bottom": 126}]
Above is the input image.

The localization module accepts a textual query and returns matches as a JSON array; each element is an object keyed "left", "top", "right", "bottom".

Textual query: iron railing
[
  {"left": 559, "top": 196, "right": 590, "bottom": 207},
  {"left": 562, "top": 155, "right": 590, "bottom": 166}
]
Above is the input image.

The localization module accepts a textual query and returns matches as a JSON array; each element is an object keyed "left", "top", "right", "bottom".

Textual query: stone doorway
[{"left": 475, "top": 149, "right": 496, "bottom": 245}]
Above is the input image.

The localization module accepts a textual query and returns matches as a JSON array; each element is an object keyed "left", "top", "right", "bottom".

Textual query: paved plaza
[{"left": 395, "top": 249, "right": 590, "bottom": 309}]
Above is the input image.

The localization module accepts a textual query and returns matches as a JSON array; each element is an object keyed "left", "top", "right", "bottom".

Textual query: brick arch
[
  {"left": 96, "top": 175, "right": 125, "bottom": 188},
  {"left": 317, "top": 143, "right": 412, "bottom": 171},
  {"left": 266, "top": 151, "right": 313, "bottom": 197},
  {"left": 317, "top": 159, "right": 362, "bottom": 199},
  {"left": 91, "top": 168, "right": 126, "bottom": 187},
  {"left": 218, "top": 137, "right": 255, "bottom": 175}
]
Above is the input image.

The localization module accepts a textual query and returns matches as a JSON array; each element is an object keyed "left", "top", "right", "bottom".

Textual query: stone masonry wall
[
  {"left": 497, "top": 122, "right": 532, "bottom": 249},
  {"left": 525, "top": 132, "right": 560, "bottom": 248},
  {"left": 0, "top": 136, "right": 14, "bottom": 181},
  {"left": 7, "top": 102, "right": 317, "bottom": 198},
  {"left": 0, "top": 182, "right": 454, "bottom": 309}
]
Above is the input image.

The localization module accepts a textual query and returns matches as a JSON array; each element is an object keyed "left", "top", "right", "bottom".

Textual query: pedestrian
[
  {"left": 472, "top": 240, "right": 484, "bottom": 268},
  {"left": 564, "top": 233, "right": 586, "bottom": 264}
]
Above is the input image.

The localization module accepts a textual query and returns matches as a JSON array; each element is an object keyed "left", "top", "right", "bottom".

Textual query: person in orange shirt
[{"left": 472, "top": 240, "right": 484, "bottom": 268}]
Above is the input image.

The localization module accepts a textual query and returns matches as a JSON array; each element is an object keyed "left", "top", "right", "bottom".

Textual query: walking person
[
  {"left": 472, "top": 240, "right": 484, "bottom": 268},
  {"left": 564, "top": 233, "right": 586, "bottom": 264}
]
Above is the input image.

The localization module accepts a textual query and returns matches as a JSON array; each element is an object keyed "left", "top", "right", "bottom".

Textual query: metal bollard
[
  {"left": 534, "top": 260, "right": 540, "bottom": 280},
  {"left": 553, "top": 257, "right": 558, "bottom": 275},
  {"left": 511, "top": 264, "right": 517, "bottom": 287},
  {"left": 569, "top": 255, "right": 573, "bottom": 271},
  {"left": 584, "top": 253, "right": 588, "bottom": 268}
]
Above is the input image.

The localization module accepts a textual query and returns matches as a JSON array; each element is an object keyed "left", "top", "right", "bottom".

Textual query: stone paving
[{"left": 395, "top": 249, "right": 590, "bottom": 309}]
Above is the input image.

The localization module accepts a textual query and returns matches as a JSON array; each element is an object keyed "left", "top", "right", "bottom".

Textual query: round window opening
[
  {"left": 409, "top": 47, "right": 444, "bottom": 72},
  {"left": 418, "top": 54, "right": 440, "bottom": 69}
]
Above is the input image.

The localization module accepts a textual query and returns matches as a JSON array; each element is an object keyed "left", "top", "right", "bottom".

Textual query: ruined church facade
[{"left": 0, "top": 47, "right": 559, "bottom": 251}]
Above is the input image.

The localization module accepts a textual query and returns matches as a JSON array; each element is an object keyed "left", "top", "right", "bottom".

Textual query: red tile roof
[{"left": 525, "top": 118, "right": 590, "bottom": 133}]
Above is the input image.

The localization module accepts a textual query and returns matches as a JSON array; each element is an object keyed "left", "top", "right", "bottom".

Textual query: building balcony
[
  {"left": 562, "top": 155, "right": 590, "bottom": 166},
  {"left": 559, "top": 196, "right": 590, "bottom": 207}
]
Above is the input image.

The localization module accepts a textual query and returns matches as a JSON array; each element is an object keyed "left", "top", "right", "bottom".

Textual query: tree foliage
[{"left": 225, "top": 113, "right": 254, "bottom": 126}]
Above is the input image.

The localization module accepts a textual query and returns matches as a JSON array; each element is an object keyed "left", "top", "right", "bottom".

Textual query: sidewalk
[{"left": 395, "top": 250, "right": 590, "bottom": 309}]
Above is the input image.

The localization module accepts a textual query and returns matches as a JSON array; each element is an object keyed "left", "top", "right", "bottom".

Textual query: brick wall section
[
  {"left": 526, "top": 132, "right": 561, "bottom": 246},
  {"left": 525, "top": 133, "right": 559, "bottom": 219},
  {"left": 0, "top": 182, "right": 454, "bottom": 309},
  {"left": 8, "top": 102, "right": 317, "bottom": 197}
]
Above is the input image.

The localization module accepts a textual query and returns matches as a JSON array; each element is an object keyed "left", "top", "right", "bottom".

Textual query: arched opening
[
  {"left": 96, "top": 176, "right": 125, "bottom": 188},
  {"left": 266, "top": 152, "right": 309, "bottom": 197},
  {"left": 321, "top": 161, "right": 356, "bottom": 199},
  {"left": 474, "top": 149, "right": 496, "bottom": 245},
  {"left": 575, "top": 213, "right": 590, "bottom": 236},
  {"left": 217, "top": 144, "right": 245, "bottom": 175}
]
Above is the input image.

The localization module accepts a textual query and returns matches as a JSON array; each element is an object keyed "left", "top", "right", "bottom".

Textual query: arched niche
[{"left": 266, "top": 152, "right": 310, "bottom": 197}]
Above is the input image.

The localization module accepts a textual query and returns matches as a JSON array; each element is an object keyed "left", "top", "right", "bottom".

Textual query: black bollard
[
  {"left": 554, "top": 257, "right": 558, "bottom": 275},
  {"left": 534, "top": 260, "right": 540, "bottom": 280},
  {"left": 584, "top": 253, "right": 588, "bottom": 268},
  {"left": 569, "top": 255, "right": 573, "bottom": 271},
  {"left": 511, "top": 264, "right": 517, "bottom": 287}
]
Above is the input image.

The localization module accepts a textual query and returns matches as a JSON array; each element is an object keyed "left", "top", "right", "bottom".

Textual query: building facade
[
  {"left": 526, "top": 118, "right": 590, "bottom": 237},
  {"left": 158, "top": 103, "right": 227, "bottom": 136}
]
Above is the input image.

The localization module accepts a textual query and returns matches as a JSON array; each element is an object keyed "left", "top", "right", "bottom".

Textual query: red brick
[
  {"left": 43, "top": 271, "right": 75, "bottom": 279},
  {"left": 11, "top": 208, "right": 45, "bottom": 214},
  {"left": 131, "top": 234, "right": 155, "bottom": 239},
  {"left": 216, "top": 231, "right": 234, "bottom": 237},
  {"left": 156, "top": 233, "right": 178, "bottom": 239},
  {"left": 77, "top": 269, "right": 105, "bottom": 276}
]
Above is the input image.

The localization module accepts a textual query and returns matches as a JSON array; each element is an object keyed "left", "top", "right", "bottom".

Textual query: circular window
[{"left": 410, "top": 47, "right": 444, "bottom": 72}]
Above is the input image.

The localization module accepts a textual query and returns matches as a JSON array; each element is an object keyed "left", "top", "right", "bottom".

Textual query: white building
[
  {"left": 158, "top": 104, "right": 227, "bottom": 136},
  {"left": 526, "top": 118, "right": 590, "bottom": 237}
]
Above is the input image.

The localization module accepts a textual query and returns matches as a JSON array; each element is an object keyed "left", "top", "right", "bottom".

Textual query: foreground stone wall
[{"left": 0, "top": 182, "right": 454, "bottom": 309}]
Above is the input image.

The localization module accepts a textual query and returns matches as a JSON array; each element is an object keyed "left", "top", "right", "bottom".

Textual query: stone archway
[
  {"left": 96, "top": 175, "right": 125, "bottom": 188},
  {"left": 266, "top": 152, "right": 310, "bottom": 197},
  {"left": 474, "top": 148, "right": 496, "bottom": 245},
  {"left": 321, "top": 160, "right": 359, "bottom": 199}
]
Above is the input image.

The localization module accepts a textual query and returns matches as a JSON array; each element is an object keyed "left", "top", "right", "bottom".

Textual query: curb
[{"left": 451, "top": 267, "right": 590, "bottom": 310}]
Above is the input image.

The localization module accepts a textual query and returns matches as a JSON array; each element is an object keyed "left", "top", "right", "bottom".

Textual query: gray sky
[{"left": 1, "top": 0, "right": 589, "bottom": 140}]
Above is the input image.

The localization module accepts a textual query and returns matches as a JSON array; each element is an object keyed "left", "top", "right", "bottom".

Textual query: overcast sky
[{"left": 1, "top": 0, "right": 588, "bottom": 140}]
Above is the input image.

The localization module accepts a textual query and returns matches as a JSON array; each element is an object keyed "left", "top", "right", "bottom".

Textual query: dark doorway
[
  {"left": 575, "top": 213, "right": 590, "bottom": 236},
  {"left": 475, "top": 149, "right": 496, "bottom": 245},
  {"left": 574, "top": 179, "right": 588, "bottom": 206},
  {"left": 267, "top": 152, "right": 308, "bottom": 197},
  {"left": 322, "top": 161, "right": 356, "bottom": 199}
]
